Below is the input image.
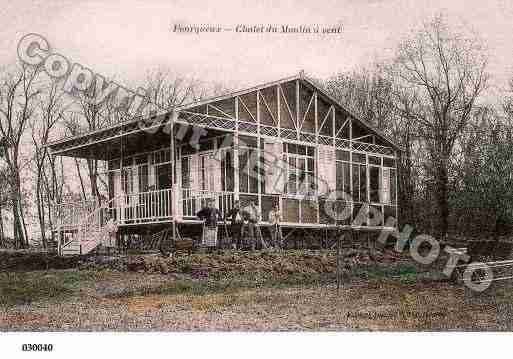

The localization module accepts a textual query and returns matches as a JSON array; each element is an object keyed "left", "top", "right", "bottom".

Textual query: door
[{"left": 156, "top": 163, "right": 172, "bottom": 217}]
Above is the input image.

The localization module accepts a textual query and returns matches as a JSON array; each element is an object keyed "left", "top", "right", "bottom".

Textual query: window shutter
[
  {"left": 189, "top": 154, "right": 198, "bottom": 191},
  {"left": 210, "top": 152, "right": 222, "bottom": 192},
  {"left": 318, "top": 144, "right": 336, "bottom": 195},
  {"left": 381, "top": 167, "right": 391, "bottom": 204},
  {"left": 264, "top": 140, "right": 284, "bottom": 194}
]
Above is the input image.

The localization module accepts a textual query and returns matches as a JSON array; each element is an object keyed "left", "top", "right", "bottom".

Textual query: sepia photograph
[{"left": 0, "top": 0, "right": 512, "bottom": 357}]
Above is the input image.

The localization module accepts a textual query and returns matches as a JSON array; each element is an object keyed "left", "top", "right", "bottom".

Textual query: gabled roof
[
  {"left": 174, "top": 72, "right": 400, "bottom": 150},
  {"left": 46, "top": 72, "right": 401, "bottom": 152}
]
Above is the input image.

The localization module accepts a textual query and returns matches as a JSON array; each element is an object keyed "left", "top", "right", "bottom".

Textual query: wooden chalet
[{"left": 47, "top": 72, "right": 400, "bottom": 255}]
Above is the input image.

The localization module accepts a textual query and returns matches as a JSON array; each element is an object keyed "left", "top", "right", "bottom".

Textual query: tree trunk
[
  {"left": 435, "top": 162, "right": 449, "bottom": 240},
  {"left": 12, "top": 198, "right": 24, "bottom": 248},
  {"left": 36, "top": 172, "right": 47, "bottom": 248},
  {"left": 0, "top": 202, "right": 4, "bottom": 247},
  {"left": 74, "top": 158, "right": 87, "bottom": 200},
  {"left": 87, "top": 159, "right": 100, "bottom": 199}
]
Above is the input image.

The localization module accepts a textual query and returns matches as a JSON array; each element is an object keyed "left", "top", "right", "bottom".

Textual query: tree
[
  {"left": 30, "top": 81, "right": 65, "bottom": 247},
  {"left": 387, "top": 14, "right": 489, "bottom": 239},
  {"left": 454, "top": 108, "right": 513, "bottom": 238},
  {"left": 324, "top": 68, "right": 421, "bottom": 227},
  {"left": 0, "top": 64, "right": 41, "bottom": 247}
]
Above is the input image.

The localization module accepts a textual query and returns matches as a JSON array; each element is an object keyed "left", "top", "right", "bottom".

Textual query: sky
[{"left": 2, "top": 0, "right": 513, "bottom": 94}]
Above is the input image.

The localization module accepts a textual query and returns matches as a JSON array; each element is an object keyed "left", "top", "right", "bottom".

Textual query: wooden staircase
[{"left": 59, "top": 197, "right": 118, "bottom": 256}]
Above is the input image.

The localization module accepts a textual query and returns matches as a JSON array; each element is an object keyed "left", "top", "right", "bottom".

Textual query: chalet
[{"left": 47, "top": 72, "right": 400, "bottom": 255}]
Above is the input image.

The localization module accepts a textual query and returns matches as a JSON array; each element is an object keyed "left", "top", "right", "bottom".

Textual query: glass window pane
[
  {"left": 352, "top": 153, "right": 366, "bottom": 164},
  {"left": 369, "top": 156, "right": 381, "bottom": 165},
  {"left": 343, "top": 162, "right": 351, "bottom": 195},
  {"left": 336, "top": 162, "right": 343, "bottom": 192},
  {"left": 239, "top": 135, "right": 258, "bottom": 148},
  {"left": 336, "top": 150, "right": 350, "bottom": 161},
  {"left": 239, "top": 152, "right": 248, "bottom": 193},
  {"left": 307, "top": 158, "right": 314, "bottom": 172},
  {"left": 352, "top": 164, "right": 359, "bottom": 201},
  {"left": 383, "top": 157, "right": 396, "bottom": 168},
  {"left": 298, "top": 158, "right": 305, "bottom": 171},
  {"left": 390, "top": 169, "right": 397, "bottom": 204},
  {"left": 369, "top": 166, "right": 380, "bottom": 203},
  {"left": 359, "top": 165, "right": 367, "bottom": 202}
]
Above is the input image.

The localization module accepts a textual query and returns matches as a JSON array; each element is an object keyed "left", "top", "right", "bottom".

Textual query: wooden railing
[
  {"left": 181, "top": 188, "right": 234, "bottom": 217},
  {"left": 111, "top": 188, "right": 173, "bottom": 223},
  {"left": 53, "top": 188, "right": 175, "bottom": 229},
  {"left": 58, "top": 195, "right": 120, "bottom": 255},
  {"left": 52, "top": 199, "right": 97, "bottom": 229}
]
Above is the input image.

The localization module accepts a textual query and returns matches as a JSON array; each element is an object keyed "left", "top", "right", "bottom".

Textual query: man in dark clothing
[
  {"left": 242, "top": 200, "right": 260, "bottom": 250},
  {"left": 225, "top": 200, "right": 244, "bottom": 249},
  {"left": 196, "top": 199, "right": 222, "bottom": 249}
]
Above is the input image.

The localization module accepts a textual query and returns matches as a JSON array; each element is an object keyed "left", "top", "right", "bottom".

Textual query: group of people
[{"left": 196, "top": 199, "right": 282, "bottom": 250}]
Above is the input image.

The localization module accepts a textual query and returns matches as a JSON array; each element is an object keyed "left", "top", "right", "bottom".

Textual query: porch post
[
  {"left": 170, "top": 111, "right": 177, "bottom": 244},
  {"left": 234, "top": 97, "right": 240, "bottom": 201}
]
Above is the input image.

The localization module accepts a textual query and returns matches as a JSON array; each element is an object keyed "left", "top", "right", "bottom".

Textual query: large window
[
  {"left": 335, "top": 150, "right": 350, "bottom": 196},
  {"left": 283, "top": 143, "right": 315, "bottom": 195},
  {"left": 334, "top": 150, "right": 397, "bottom": 206},
  {"left": 239, "top": 141, "right": 261, "bottom": 194}
]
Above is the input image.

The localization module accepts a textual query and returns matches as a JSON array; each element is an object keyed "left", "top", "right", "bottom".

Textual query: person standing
[
  {"left": 243, "top": 200, "right": 260, "bottom": 250},
  {"left": 268, "top": 203, "right": 282, "bottom": 249},
  {"left": 196, "top": 199, "right": 222, "bottom": 250},
  {"left": 225, "top": 200, "right": 244, "bottom": 250},
  {"left": 105, "top": 213, "right": 118, "bottom": 248}
]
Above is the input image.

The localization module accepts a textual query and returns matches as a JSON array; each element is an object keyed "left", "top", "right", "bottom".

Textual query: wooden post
[
  {"left": 234, "top": 97, "right": 240, "bottom": 201},
  {"left": 170, "top": 111, "right": 177, "bottom": 248},
  {"left": 336, "top": 229, "right": 341, "bottom": 294}
]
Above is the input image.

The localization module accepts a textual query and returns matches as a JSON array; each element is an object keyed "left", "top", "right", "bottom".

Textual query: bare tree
[
  {"left": 30, "top": 81, "right": 65, "bottom": 247},
  {"left": 0, "top": 64, "right": 41, "bottom": 247},
  {"left": 387, "top": 14, "right": 489, "bottom": 239},
  {"left": 324, "top": 68, "right": 421, "bottom": 227},
  {"left": 142, "top": 68, "right": 228, "bottom": 109}
]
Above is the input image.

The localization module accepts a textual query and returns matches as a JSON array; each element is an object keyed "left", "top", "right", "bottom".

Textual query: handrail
[{"left": 64, "top": 195, "right": 122, "bottom": 255}]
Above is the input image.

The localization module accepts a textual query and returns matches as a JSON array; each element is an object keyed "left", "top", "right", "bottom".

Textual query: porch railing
[
  {"left": 114, "top": 188, "right": 173, "bottom": 222},
  {"left": 181, "top": 188, "right": 234, "bottom": 218}
]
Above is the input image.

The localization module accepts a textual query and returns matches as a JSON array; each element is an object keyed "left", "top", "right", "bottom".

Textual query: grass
[
  {"left": 0, "top": 270, "right": 105, "bottom": 307},
  {"left": 104, "top": 272, "right": 331, "bottom": 299},
  {"left": 350, "top": 262, "right": 441, "bottom": 282},
  {"left": 0, "top": 259, "right": 440, "bottom": 309}
]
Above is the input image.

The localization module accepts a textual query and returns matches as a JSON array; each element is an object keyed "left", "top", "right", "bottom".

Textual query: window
[
  {"left": 156, "top": 163, "right": 172, "bottom": 189},
  {"left": 336, "top": 150, "right": 351, "bottom": 197},
  {"left": 283, "top": 143, "right": 315, "bottom": 195},
  {"left": 369, "top": 156, "right": 381, "bottom": 166},
  {"left": 352, "top": 152, "right": 366, "bottom": 164},
  {"left": 369, "top": 166, "right": 380, "bottom": 203},
  {"left": 138, "top": 165, "right": 149, "bottom": 192},
  {"left": 220, "top": 150, "right": 234, "bottom": 191},
  {"left": 239, "top": 150, "right": 249, "bottom": 193},
  {"left": 336, "top": 150, "right": 350, "bottom": 161},
  {"left": 352, "top": 163, "right": 367, "bottom": 202},
  {"left": 383, "top": 157, "right": 396, "bottom": 168},
  {"left": 199, "top": 155, "right": 209, "bottom": 190},
  {"left": 181, "top": 157, "right": 190, "bottom": 188},
  {"left": 122, "top": 168, "right": 134, "bottom": 194},
  {"left": 239, "top": 147, "right": 261, "bottom": 194}
]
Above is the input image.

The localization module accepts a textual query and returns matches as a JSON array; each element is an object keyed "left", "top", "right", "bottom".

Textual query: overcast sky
[{"left": 1, "top": 0, "right": 513, "bottom": 97}]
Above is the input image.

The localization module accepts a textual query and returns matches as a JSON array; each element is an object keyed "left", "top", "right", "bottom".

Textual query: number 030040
[{"left": 22, "top": 344, "right": 53, "bottom": 352}]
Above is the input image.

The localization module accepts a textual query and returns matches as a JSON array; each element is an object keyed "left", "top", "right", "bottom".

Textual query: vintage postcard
[{"left": 0, "top": 0, "right": 512, "bottom": 356}]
